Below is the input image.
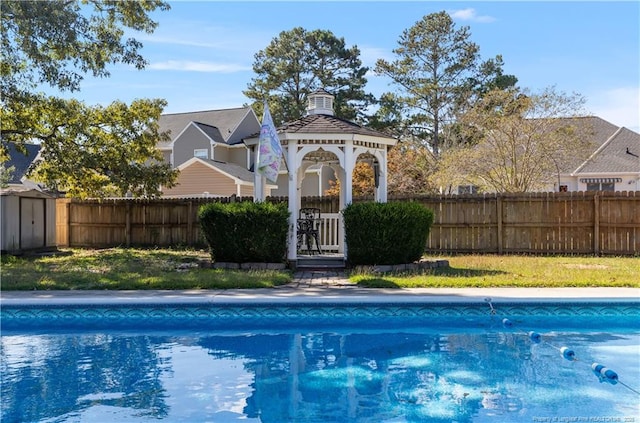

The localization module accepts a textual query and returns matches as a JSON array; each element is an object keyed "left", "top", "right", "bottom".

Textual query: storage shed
[{"left": 1, "top": 188, "right": 57, "bottom": 254}]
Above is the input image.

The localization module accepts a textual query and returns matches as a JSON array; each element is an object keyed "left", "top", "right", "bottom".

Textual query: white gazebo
[{"left": 247, "top": 89, "right": 397, "bottom": 264}]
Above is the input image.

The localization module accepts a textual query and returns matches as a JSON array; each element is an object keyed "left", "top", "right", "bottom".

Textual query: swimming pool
[{"left": 2, "top": 299, "right": 639, "bottom": 422}]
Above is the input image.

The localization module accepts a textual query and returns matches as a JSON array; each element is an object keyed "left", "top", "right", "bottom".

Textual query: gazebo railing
[{"left": 317, "top": 212, "right": 341, "bottom": 252}]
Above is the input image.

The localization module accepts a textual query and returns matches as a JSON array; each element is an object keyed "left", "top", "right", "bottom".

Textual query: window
[
  {"left": 582, "top": 178, "right": 619, "bottom": 191},
  {"left": 457, "top": 185, "right": 478, "bottom": 194},
  {"left": 586, "top": 182, "right": 615, "bottom": 191},
  {"left": 194, "top": 149, "right": 208, "bottom": 159}
]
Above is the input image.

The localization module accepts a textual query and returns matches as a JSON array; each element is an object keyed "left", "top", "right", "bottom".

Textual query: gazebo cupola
[{"left": 307, "top": 89, "right": 334, "bottom": 116}]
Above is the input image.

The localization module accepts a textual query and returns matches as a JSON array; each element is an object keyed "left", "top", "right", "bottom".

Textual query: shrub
[
  {"left": 199, "top": 201, "right": 289, "bottom": 263},
  {"left": 342, "top": 201, "right": 434, "bottom": 266}
]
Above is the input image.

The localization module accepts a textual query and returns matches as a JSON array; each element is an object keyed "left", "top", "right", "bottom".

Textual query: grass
[
  {"left": 0, "top": 248, "right": 292, "bottom": 290},
  {"left": 0, "top": 248, "right": 638, "bottom": 290},
  {"left": 352, "top": 255, "right": 640, "bottom": 288}
]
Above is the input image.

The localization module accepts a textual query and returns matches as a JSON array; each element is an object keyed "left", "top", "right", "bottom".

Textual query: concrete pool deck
[{"left": 1, "top": 270, "right": 639, "bottom": 305}]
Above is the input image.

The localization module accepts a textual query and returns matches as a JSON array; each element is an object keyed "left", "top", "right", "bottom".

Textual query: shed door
[{"left": 20, "top": 198, "right": 46, "bottom": 249}]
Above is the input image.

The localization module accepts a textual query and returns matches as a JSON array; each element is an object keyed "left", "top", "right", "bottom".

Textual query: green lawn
[
  {"left": 353, "top": 254, "right": 640, "bottom": 288},
  {"left": 1, "top": 248, "right": 638, "bottom": 290}
]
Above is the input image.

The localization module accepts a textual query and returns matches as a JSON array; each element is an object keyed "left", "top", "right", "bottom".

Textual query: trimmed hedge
[
  {"left": 342, "top": 201, "right": 434, "bottom": 266},
  {"left": 199, "top": 201, "right": 289, "bottom": 263}
]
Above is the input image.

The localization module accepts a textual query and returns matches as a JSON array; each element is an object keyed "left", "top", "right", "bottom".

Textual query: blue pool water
[{"left": 1, "top": 301, "right": 639, "bottom": 422}]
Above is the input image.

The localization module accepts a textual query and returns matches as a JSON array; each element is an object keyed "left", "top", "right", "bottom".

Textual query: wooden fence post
[
  {"left": 496, "top": 194, "right": 503, "bottom": 254},
  {"left": 66, "top": 201, "right": 71, "bottom": 247},
  {"left": 594, "top": 193, "right": 600, "bottom": 255},
  {"left": 187, "top": 200, "right": 193, "bottom": 245},
  {"left": 125, "top": 202, "right": 131, "bottom": 247}
]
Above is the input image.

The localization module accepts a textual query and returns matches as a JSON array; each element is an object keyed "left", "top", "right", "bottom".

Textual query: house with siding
[
  {"left": 158, "top": 107, "right": 270, "bottom": 197},
  {"left": 157, "top": 106, "right": 333, "bottom": 197}
]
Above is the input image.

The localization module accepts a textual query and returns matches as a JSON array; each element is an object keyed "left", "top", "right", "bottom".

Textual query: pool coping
[{"left": 1, "top": 287, "right": 639, "bottom": 306}]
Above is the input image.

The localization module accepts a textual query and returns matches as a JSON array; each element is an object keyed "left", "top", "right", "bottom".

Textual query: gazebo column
[
  {"left": 330, "top": 164, "right": 346, "bottom": 254},
  {"left": 343, "top": 141, "right": 355, "bottom": 258},
  {"left": 344, "top": 140, "right": 354, "bottom": 205},
  {"left": 287, "top": 141, "right": 298, "bottom": 263},
  {"left": 375, "top": 150, "right": 388, "bottom": 203}
]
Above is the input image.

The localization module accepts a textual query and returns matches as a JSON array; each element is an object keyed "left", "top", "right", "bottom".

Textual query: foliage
[
  {"left": 324, "top": 149, "right": 439, "bottom": 197},
  {"left": 324, "top": 162, "right": 375, "bottom": 197},
  {"left": 374, "top": 11, "right": 517, "bottom": 157},
  {"left": 387, "top": 143, "right": 438, "bottom": 195},
  {"left": 342, "top": 201, "right": 434, "bottom": 266},
  {"left": 15, "top": 97, "right": 177, "bottom": 198},
  {"left": 435, "top": 87, "right": 594, "bottom": 192},
  {"left": 244, "top": 27, "right": 373, "bottom": 125},
  {"left": 0, "top": 164, "right": 14, "bottom": 188},
  {"left": 1, "top": 0, "right": 177, "bottom": 198},
  {"left": 199, "top": 201, "right": 289, "bottom": 263},
  {"left": 0, "top": 248, "right": 292, "bottom": 290}
]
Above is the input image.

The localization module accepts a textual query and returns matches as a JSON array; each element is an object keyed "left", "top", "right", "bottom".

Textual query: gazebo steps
[{"left": 296, "top": 254, "right": 346, "bottom": 270}]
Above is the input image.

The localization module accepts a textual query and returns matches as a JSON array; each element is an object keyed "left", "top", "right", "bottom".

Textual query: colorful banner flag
[{"left": 257, "top": 103, "right": 283, "bottom": 183}]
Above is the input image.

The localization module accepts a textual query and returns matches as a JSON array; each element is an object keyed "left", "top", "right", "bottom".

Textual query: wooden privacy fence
[
  {"left": 57, "top": 197, "right": 226, "bottom": 249},
  {"left": 405, "top": 191, "right": 639, "bottom": 255},
  {"left": 56, "top": 191, "right": 640, "bottom": 255}
]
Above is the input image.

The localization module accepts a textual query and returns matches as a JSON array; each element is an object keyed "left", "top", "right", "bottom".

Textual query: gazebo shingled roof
[{"left": 279, "top": 114, "right": 394, "bottom": 139}]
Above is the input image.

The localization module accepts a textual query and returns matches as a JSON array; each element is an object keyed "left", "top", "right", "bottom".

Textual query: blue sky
[{"left": 63, "top": 1, "right": 639, "bottom": 132}]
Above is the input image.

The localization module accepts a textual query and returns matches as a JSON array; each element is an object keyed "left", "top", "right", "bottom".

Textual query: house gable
[
  {"left": 227, "top": 108, "right": 261, "bottom": 145},
  {"left": 172, "top": 122, "right": 220, "bottom": 167}
]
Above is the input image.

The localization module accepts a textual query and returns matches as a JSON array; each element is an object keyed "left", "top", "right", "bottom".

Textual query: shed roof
[{"left": 0, "top": 188, "right": 54, "bottom": 198}]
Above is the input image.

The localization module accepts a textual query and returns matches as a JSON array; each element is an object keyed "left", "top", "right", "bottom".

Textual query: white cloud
[
  {"left": 449, "top": 8, "right": 496, "bottom": 23},
  {"left": 137, "top": 21, "right": 272, "bottom": 55},
  {"left": 587, "top": 86, "right": 640, "bottom": 132},
  {"left": 143, "top": 36, "right": 230, "bottom": 50},
  {"left": 148, "top": 60, "right": 251, "bottom": 73}
]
